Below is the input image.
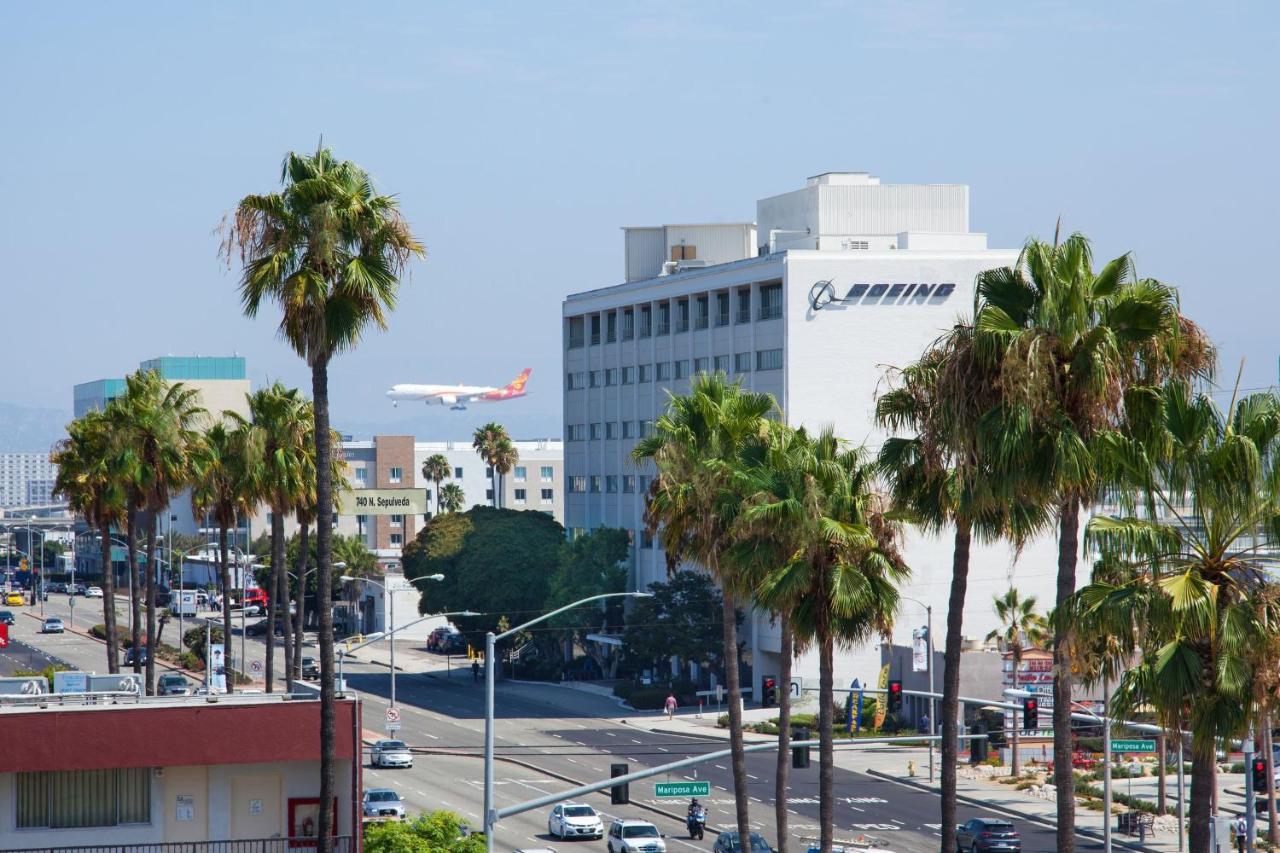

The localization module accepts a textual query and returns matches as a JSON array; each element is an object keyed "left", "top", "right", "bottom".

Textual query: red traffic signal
[
  {"left": 1022, "top": 697, "right": 1039, "bottom": 730},
  {"left": 762, "top": 678, "right": 777, "bottom": 707},
  {"left": 1254, "top": 758, "right": 1269, "bottom": 792},
  {"left": 887, "top": 680, "right": 903, "bottom": 712}
]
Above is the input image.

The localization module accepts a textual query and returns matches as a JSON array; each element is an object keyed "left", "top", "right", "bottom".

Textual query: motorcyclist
[
  {"left": 687, "top": 798, "right": 703, "bottom": 818},
  {"left": 686, "top": 799, "right": 706, "bottom": 839}
]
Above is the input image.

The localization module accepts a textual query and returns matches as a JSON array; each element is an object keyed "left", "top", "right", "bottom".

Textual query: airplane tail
[{"left": 502, "top": 368, "right": 532, "bottom": 396}]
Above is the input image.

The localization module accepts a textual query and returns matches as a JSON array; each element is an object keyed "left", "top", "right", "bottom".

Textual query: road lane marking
[
  {"left": 747, "top": 774, "right": 758, "bottom": 780},
  {"left": 606, "top": 732, "right": 617, "bottom": 737},
  {"left": 714, "top": 764, "right": 726, "bottom": 770}
]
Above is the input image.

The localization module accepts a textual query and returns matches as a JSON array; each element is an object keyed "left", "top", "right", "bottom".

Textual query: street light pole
[
  {"left": 900, "top": 595, "right": 935, "bottom": 784},
  {"left": 483, "top": 591, "right": 652, "bottom": 853},
  {"left": 336, "top": 607, "right": 475, "bottom": 697},
  {"left": 339, "top": 572, "right": 443, "bottom": 709}
]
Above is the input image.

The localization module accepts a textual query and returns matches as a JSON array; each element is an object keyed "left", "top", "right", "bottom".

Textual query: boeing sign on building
[{"left": 808, "top": 280, "right": 957, "bottom": 311}]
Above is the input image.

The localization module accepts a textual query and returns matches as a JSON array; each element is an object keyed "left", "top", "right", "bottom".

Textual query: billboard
[{"left": 338, "top": 489, "right": 427, "bottom": 516}]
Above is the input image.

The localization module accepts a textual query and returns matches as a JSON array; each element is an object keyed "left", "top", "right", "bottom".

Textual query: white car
[
  {"left": 41, "top": 617, "right": 65, "bottom": 634},
  {"left": 607, "top": 820, "right": 666, "bottom": 853},
  {"left": 548, "top": 803, "right": 604, "bottom": 839},
  {"left": 85, "top": 586, "right": 104, "bottom": 598},
  {"left": 370, "top": 739, "right": 413, "bottom": 768},
  {"left": 362, "top": 788, "right": 406, "bottom": 820}
]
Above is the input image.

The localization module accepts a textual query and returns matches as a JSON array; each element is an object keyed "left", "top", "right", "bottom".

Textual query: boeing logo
[{"left": 808, "top": 280, "right": 956, "bottom": 311}]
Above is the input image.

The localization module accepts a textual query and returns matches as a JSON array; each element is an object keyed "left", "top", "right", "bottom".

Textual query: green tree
[
  {"left": 438, "top": 482, "right": 465, "bottom": 513},
  {"left": 632, "top": 372, "right": 773, "bottom": 842},
  {"left": 621, "top": 570, "right": 728, "bottom": 679},
  {"left": 972, "top": 231, "right": 1214, "bottom": 847},
  {"left": 53, "top": 409, "right": 127, "bottom": 672},
  {"left": 363, "top": 810, "right": 485, "bottom": 853},
  {"left": 421, "top": 453, "right": 451, "bottom": 516},
  {"left": 546, "top": 528, "right": 629, "bottom": 676},
  {"left": 984, "top": 588, "right": 1049, "bottom": 775},
  {"left": 224, "top": 145, "right": 423, "bottom": 849},
  {"left": 472, "top": 423, "right": 517, "bottom": 509}
]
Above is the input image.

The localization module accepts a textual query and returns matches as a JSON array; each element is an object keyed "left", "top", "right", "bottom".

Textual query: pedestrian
[
  {"left": 665, "top": 691, "right": 677, "bottom": 720},
  {"left": 471, "top": 660, "right": 480, "bottom": 683},
  {"left": 1235, "top": 813, "right": 1248, "bottom": 853},
  {"left": 920, "top": 713, "right": 930, "bottom": 734}
]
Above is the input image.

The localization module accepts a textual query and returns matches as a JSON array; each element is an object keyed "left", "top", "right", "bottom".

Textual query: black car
[
  {"left": 301, "top": 657, "right": 320, "bottom": 680},
  {"left": 712, "top": 831, "right": 772, "bottom": 853},
  {"left": 245, "top": 618, "right": 285, "bottom": 637},
  {"left": 123, "top": 646, "right": 150, "bottom": 666},
  {"left": 0, "top": 610, "right": 14, "bottom": 625},
  {"left": 956, "top": 818, "right": 1021, "bottom": 852}
]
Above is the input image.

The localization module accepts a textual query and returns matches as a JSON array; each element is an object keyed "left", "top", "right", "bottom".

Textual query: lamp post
[
  {"left": 900, "top": 595, "right": 935, "bottom": 784},
  {"left": 155, "top": 545, "right": 198, "bottom": 650},
  {"left": 336, "top": 608, "right": 477, "bottom": 696},
  {"left": 339, "top": 572, "right": 444, "bottom": 709},
  {"left": 483, "top": 592, "right": 652, "bottom": 853}
]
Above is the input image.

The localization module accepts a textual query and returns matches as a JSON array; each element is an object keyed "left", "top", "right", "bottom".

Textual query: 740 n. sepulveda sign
[{"left": 339, "top": 489, "right": 428, "bottom": 516}]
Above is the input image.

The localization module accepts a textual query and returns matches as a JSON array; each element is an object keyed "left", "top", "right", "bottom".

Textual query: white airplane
[{"left": 386, "top": 368, "right": 532, "bottom": 411}]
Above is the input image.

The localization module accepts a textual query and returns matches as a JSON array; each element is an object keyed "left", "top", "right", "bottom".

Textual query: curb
[{"left": 864, "top": 769, "right": 1159, "bottom": 851}]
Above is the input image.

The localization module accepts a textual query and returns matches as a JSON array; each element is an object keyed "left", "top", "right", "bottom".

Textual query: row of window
[
  {"left": 567, "top": 284, "right": 783, "bottom": 348},
  {"left": 566, "top": 349, "right": 783, "bottom": 391},
  {"left": 566, "top": 420, "right": 654, "bottom": 441},
  {"left": 353, "top": 464, "right": 555, "bottom": 485},
  {"left": 17, "top": 768, "right": 150, "bottom": 829},
  {"left": 567, "top": 474, "right": 652, "bottom": 494}
]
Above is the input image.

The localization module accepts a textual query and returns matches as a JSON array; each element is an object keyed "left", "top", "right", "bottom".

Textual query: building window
[
  {"left": 734, "top": 352, "right": 752, "bottom": 373},
  {"left": 736, "top": 288, "right": 751, "bottom": 324},
  {"left": 514, "top": 466, "right": 527, "bottom": 481},
  {"left": 356, "top": 514, "right": 369, "bottom": 526},
  {"left": 640, "top": 420, "right": 653, "bottom": 438},
  {"left": 715, "top": 292, "right": 730, "bottom": 326},
  {"left": 353, "top": 467, "right": 367, "bottom": 484},
  {"left": 622, "top": 421, "right": 634, "bottom": 439},
  {"left": 756, "top": 348, "right": 783, "bottom": 371},
  {"left": 656, "top": 301, "right": 671, "bottom": 335},
  {"left": 541, "top": 488, "right": 554, "bottom": 502},
  {"left": 569, "top": 476, "right": 586, "bottom": 493},
  {"left": 693, "top": 357, "right": 709, "bottom": 374},
  {"left": 486, "top": 465, "right": 494, "bottom": 478},
  {"left": 673, "top": 360, "right": 689, "bottom": 380},
  {"left": 540, "top": 465, "right": 554, "bottom": 481},
  {"left": 606, "top": 422, "right": 618, "bottom": 439},
  {"left": 655, "top": 362, "right": 671, "bottom": 381},
  {"left": 639, "top": 305, "right": 652, "bottom": 338},
  {"left": 605, "top": 368, "right": 619, "bottom": 386},
  {"left": 389, "top": 467, "right": 403, "bottom": 484},
  {"left": 568, "top": 316, "right": 585, "bottom": 349},
  {"left": 623, "top": 474, "right": 636, "bottom": 493},
  {"left": 695, "top": 295, "right": 709, "bottom": 329},
  {"left": 514, "top": 488, "right": 527, "bottom": 503},
  {"left": 606, "top": 475, "right": 619, "bottom": 493},
  {"left": 606, "top": 311, "right": 617, "bottom": 343},
  {"left": 640, "top": 529, "right": 654, "bottom": 549},
  {"left": 590, "top": 423, "right": 602, "bottom": 440},
  {"left": 589, "top": 370, "right": 602, "bottom": 388},
  {"left": 622, "top": 308, "right": 635, "bottom": 340},
  {"left": 590, "top": 475, "right": 602, "bottom": 493},
  {"left": 639, "top": 474, "right": 651, "bottom": 493},
  {"left": 391, "top": 533, "right": 403, "bottom": 546},
  {"left": 714, "top": 355, "right": 730, "bottom": 373},
  {"left": 621, "top": 366, "right": 634, "bottom": 385},
  {"left": 590, "top": 314, "right": 601, "bottom": 346},
  {"left": 566, "top": 371, "right": 586, "bottom": 391},
  {"left": 759, "top": 283, "right": 783, "bottom": 320},
  {"left": 676, "top": 298, "right": 690, "bottom": 333},
  {"left": 486, "top": 488, "right": 494, "bottom": 501},
  {"left": 454, "top": 467, "right": 464, "bottom": 479},
  {"left": 17, "top": 767, "right": 151, "bottom": 828},
  {"left": 390, "top": 514, "right": 404, "bottom": 528},
  {"left": 638, "top": 364, "right": 652, "bottom": 383},
  {"left": 567, "top": 424, "right": 585, "bottom": 441}
]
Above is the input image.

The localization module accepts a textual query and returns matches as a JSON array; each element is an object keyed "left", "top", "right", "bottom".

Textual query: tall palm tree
[
  {"left": 421, "top": 453, "right": 451, "bottom": 516},
  {"left": 247, "top": 384, "right": 310, "bottom": 692},
  {"left": 105, "top": 397, "right": 145, "bottom": 676},
  {"left": 633, "top": 373, "right": 774, "bottom": 845},
  {"left": 223, "top": 145, "right": 424, "bottom": 850},
  {"left": 473, "top": 423, "right": 517, "bottom": 508},
  {"left": 750, "top": 429, "right": 909, "bottom": 853},
  {"left": 438, "top": 482, "right": 466, "bottom": 513},
  {"left": 1075, "top": 383, "right": 1280, "bottom": 853},
  {"left": 985, "top": 588, "right": 1048, "bottom": 776},
  {"left": 971, "top": 229, "right": 1214, "bottom": 847},
  {"left": 53, "top": 410, "right": 127, "bottom": 673},
  {"left": 115, "top": 370, "right": 203, "bottom": 694},
  {"left": 290, "top": 403, "right": 320, "bottom": 681}
]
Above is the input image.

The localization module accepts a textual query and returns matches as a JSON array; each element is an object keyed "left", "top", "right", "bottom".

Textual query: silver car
[
  {"left": 362, "top": 788, "right": 406, "bottom": 820},
  {"left": 370, "top": 739, "right": 413, "bottom": 768}
]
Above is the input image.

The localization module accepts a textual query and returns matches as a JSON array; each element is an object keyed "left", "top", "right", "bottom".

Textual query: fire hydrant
[{"left": 907, "top": 759, "right": 917, "bottom": 777}]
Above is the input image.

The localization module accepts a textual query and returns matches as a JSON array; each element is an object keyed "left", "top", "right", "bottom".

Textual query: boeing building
[{"left": 562, "top": 172, "right": 1061, "bottom": 697}]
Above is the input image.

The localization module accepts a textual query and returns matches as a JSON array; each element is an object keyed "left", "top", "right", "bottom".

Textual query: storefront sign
[{"left": 339, "top": 489, "right": 428, "bottom": 516}]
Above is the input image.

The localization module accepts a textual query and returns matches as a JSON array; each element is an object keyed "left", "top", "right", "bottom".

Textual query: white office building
[
  {"left": 0, "top": 453, "right": 58, "bottom": 508},
  {"left": 562, "top": 172, "right": 1062, "bottom": 697}
]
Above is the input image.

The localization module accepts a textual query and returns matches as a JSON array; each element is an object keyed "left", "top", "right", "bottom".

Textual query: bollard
[
  {"left": 697, "top": 700, "right": 703, "bottom": 719},
  {"left": 907, "top": 760, "right": 917, "bottom": 778}
]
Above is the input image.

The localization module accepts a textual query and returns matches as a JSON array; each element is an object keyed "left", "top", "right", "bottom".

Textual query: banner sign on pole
[
  {"left": 209, "top": 644, "right": 226, "bottom": 693},
  {"left": 912, "top": 628, "right": 928, "bottom": 672}
]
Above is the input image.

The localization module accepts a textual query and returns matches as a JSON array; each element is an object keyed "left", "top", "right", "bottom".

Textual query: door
[{"left": 230, "top": 774, "right": 282, "bottom": 840}]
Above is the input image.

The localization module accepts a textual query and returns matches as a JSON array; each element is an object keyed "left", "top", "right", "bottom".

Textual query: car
[
  {"left": 711, "top": 832, "right": 772, "bottom": 853},
  {"left": 245, "top": 618, "right": 285, "bottom": 637},
  {"left": 47, "top": 582, "right": 66, "bottom": 594},
  {"left": 370, "top": 739, "right": 413, "bottom": 768},
  {"left": 157, "top": 673, "right": 190, "bottom": 696},
  {"left": 123, "top": 646, "right": 149, "bottom": 666},
  {"left": 0, "top": 610, "right": 14, "bottom": 625},
  {"left": 362, "top": 788, "right": 407, "bottom": 820},
  {"left": 301, "top": 657, "right": 320, "bottom": 680},
  {"left": 69, "top": 583, "right": 86, "bottom": 596},
  {"left": 548, "top": 803, "right": 604, "bottom": 839},
  {"left": 607, "top": 820, "right": 666, "bottom": 853},
  {"left": 40, "top": 617, "right": 64, "bottom": 634},
  {"left": 4, "top": 591, "right": 24, "bottom": 606},
  {"left": 955, "top": 818, "right": 1021, "bottom": 852},
  {"left": 85, "top": 586, "right": 104, "bottom": 598}
]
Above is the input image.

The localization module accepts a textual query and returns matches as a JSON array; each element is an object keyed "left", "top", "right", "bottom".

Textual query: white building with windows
[
  {"left": 562, "top": 172, "right": 1062, "bottom": 697},
  {"left": 0, "top": 453, "right": 57, "bottom": 508}
]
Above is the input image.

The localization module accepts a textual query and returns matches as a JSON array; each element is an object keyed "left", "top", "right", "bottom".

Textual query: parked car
[
  {"left": 362, "top": 788, "right": 406, "bottom": 820},
  {"left": 69, "top": 583, "right": 86, "bottom": 596},
  {"left": 607, "top": 820, "right": 666, "bottom": 853},
  {"left": 157, "top": 673, "right": 190, "bottom": 696},
  {"left": 123, "top": 646, "right": 149, "bottom": 666},
  {"left": 0, "top": 610, "right": 14, "bottom": 625},
  {"left": 245, "top": 618, "right": 285, "bottom": 637},
  {"left": 955, "top": 818, "right": 1021, "bottom": 852},
  {"left": 40, "top": 617, "right": 64, "bottom": 634},
  {"left": 370, "top": 739, "right": 413, "bottom": 768},
  {"left": 548, "top": 803, "right": 604, "bottom": 839},
  {"left": 85, "top": 586, "right": 103, "bottom": 598},
  {"left": 301, "top": 657, "right": 320, "bottom": 680},
  {"left": 47, "top": 582, "right": 66, "bottom": 594},
  {"left": 711, "top": 831, "right": 771, "bottom": 853},
  {"left": 4, "top": 591, "right": 24, "bottom": 606}
]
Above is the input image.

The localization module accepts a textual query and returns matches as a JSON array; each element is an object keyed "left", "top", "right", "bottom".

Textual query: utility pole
[{"left": 1102, "top": 677, "right": 1112, "bottom": 853}]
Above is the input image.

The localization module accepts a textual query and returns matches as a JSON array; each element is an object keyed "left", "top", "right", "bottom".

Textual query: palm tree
[
  {"left": 53, "top": 410, "right": 126, "bottom": 672},
  {"left": 223, "top": 145, "right": 424, "bottom": 850},
  {"left": 473, "top": 423, "right": 517, "bottom": 508},
  {"left": 971, "top": 229, "right": 1214, "bottom": 847},
  {"left": 1075, "top": 383, "right": 1280, "bottom": 853},
  {"left": 750, "top": 428, "right": 908, "bottom": 853},
  {"left": 633, "top": 373, "right": 774, "bottom": 845},
  {"left": 105, "top": 397, "right": 145, "bottom": 676},
  {"left": 985, "top": 588, "right": 1049, "bottom": 776},
  {"left": 247, "top": 383, "right": 310, "bottom": 692},
  {"left": 438, "top": 482, "right": 465, "bottom": 513},
  {"left": 421, "top": 453, "right": 451, "bottom": 516},
  {"left": 190, "top": 419, "right": 256, "bottom": 694}
]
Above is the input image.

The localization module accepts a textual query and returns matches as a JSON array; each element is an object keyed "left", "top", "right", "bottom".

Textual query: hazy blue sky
[{"left": 2, "top": 2, "right": 1276, "bottom": 439}]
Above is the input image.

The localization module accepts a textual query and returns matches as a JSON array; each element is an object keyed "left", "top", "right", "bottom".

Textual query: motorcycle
[{"left": 686, "top": 809, "right": 706, "bottom": 840}]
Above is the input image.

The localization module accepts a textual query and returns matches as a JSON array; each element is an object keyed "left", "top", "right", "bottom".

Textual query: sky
[{"left": 2, "top": 1, "right": 1277, "bottom": 441}]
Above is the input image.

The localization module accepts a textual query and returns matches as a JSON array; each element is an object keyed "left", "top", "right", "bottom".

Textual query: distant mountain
[{"left": 0, "top": 402, "right": 71, "bottom": 453}]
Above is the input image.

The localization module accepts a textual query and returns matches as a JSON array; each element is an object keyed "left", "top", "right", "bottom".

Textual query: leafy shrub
[
  {"left": 179, "top": 651, "right": 205, "bottom": 672},
  {"left": 613, "top": 682, "right": 635, "bottom": 700},
  {"left": 12, "top": 664, "right": 71, "bottom": 690},
  {"left": 364, "top": 809, "right": 485, "bottom": 853},
  {"left": 89, "top": 623, "right": 130, "bottom": 645}
]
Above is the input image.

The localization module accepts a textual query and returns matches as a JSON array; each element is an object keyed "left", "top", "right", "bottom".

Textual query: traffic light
[
  {"left": 887, "top": 680, "right": 903, "bottom": 713},
  {"left": 1022, "top": 696, "right": 1039, "bottom": 730},
  {"left": 610, "top": 763, "right": 630, "bottom": 805},
  {"left": 792, "top": 727, "right": 811, "bottom": 768},
  {"left": 1254, "top": 758, "right": 1269, "bottom": 793},
  {"left": 762, "top": 677, "right": 777, "bottom": 708}
]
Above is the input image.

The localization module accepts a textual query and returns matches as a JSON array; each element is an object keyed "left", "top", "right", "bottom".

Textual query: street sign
[
  {"left": 1112, "top": 739, "right": 1156, "bottom": 753},
  {"left": 654, "top": 781, "right": 710, "bottom": 799},
  {"left": 385, "top": 706, "right": 402, "bottom": 731},
  {"left": 250, "top": 660, "right": 263, "bottom": 676}
]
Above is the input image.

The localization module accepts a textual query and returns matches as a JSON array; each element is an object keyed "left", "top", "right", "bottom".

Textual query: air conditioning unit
[{"left": 674, "top": 259, "right": 709, "bottom": 271}]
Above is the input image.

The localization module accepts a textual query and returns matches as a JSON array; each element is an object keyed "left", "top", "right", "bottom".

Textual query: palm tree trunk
[
  {"left": 99, "top": 522, "right": 120, "bottom": 674},
  {"left": 1010, "top": 662, "right": 1019, "bottom": 776},
  {"left": 294, "top": 521, "right": 308, "bottom": 678},
  {"left": 313, "top": 359, "right": 337, "bottom": 853},
  {"left": 818, "top": 626, "right": 835, "bottom": 853},
  {"left": 1052, "top": 497, "right": 1080, "bottom": 852},
  {"left": 1265, "top": 717, "right": 1277, "bottom": 844},
  {"left": 720, "top": 584, "right": 751, "bottom": 844},
  {"left": 144, "top": 525, "right": 158, "bottom": 695},
  {"left": 127, "top": 505, "right": 140, "bottom": 675},
  {"left": 774, "top": 615, "right": 792, "bottom": 853},
  {"left": 941, "top": 520, "right": 972, "bottom": 845},
  {"left": 1188, "top": 747, "right": 1214, "bottom": 853},
  {"left": 268, "top": 505, "right": 284, "bottom": 693},
  {"left": 219, "top": 523, "right": 233, "bottom": 695},
  {"left": 1157, "top": 733, "right": 1167, "bottom": 814}
]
